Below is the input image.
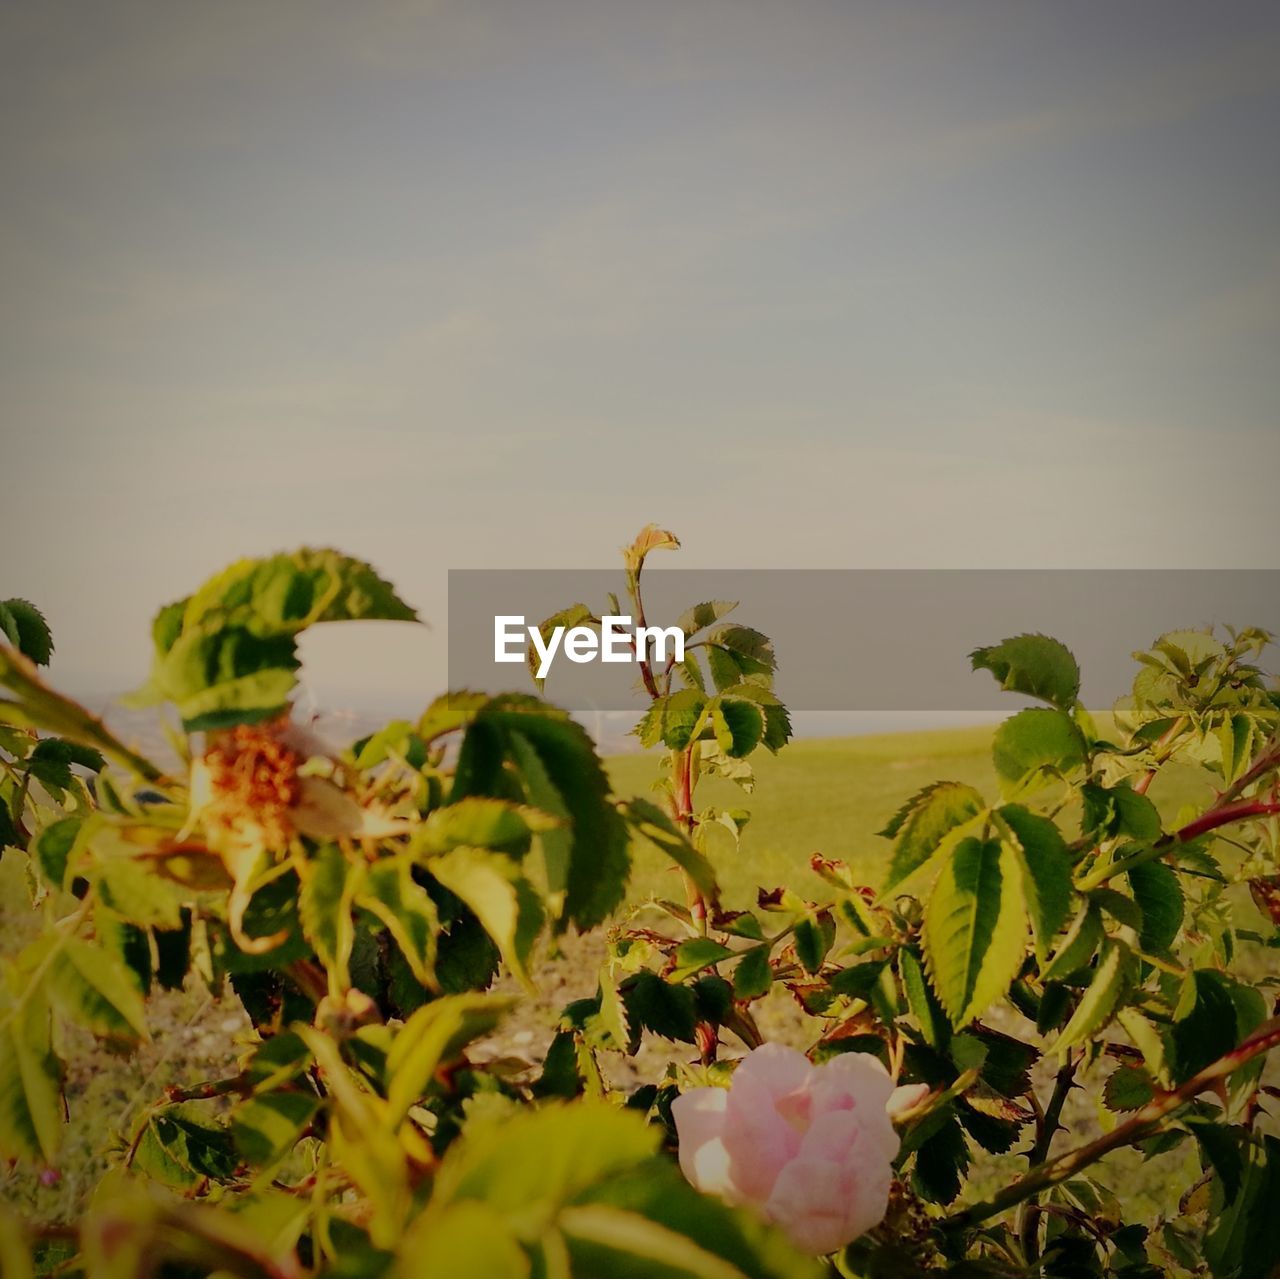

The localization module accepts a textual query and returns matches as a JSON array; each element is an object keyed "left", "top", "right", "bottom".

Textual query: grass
[{"left": 609, "top": 723, "right": 1003, "bottom": 902}]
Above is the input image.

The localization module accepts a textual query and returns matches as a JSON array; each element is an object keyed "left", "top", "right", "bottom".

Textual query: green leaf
[
  {"left": 427, "top": 847, "right": 543, "bottom": 990},
  {"left": 1041, "top": 903, "right": 1103, "bottom": 982},
  {"left": 96, "top": 858, "right": 184, "bottom": 930},
  {"left": 623, "top": 799, "right": 718, "bottom": 903},
  {"left": 0, "top": 991, "right": 62, "bottom": 1164},
  {"left": 912, "top": 1113, "right": 970, "bottom": 1205},
  {"left": 1103, "top": 1065, "right": 1154, "bottom": 1112},
  {"left": 1172, "top": 971, "right": 1240, "bottom": 1081},
  {"left": 1204, "top": 1134, "right": 1280, "bottom": 1279},
  {"left": 922, "top": 837, "right": 1028, "bottom": 1028},
  {"left": 879, "top": 781, "right": 987, "bottom": 895},
  {"left": 1117, "top": 1008, "right": 1172, "bottom": 1089},
  {"left": 996, "top": 805, "right": 1073, "bottom": 964},
  {"left": 299, "top": 844, "right": 361, "bottom": 986},
  {"left": 900, "top": 947, "right": 948, "bottom": 1049},
  {"left": 733, "top": 948, "right": 772, "bottom": 1000},
  {"left": 793, "top": 912, "right": 834, "bottom": 974},
  {"left": 358, "top": 858, "right": 439, "bottom": 990},
  {"left": 133, "top": 549, "right": 417, "bottom": 728},
  {"left": 385, "top": 994, "right": 514, "bottom": 1124},
  {"left": 635, "top": 689, "right": 708, "bottom": 752},
  {"left": 401, "top": 1202, "right": 529, "bottom": 1279},
  {"left": 0, "top": 601, "right": 53, "bottom": 667},
  {"left": 452, "top": 696, "right": 630, "bottom": 930},
  {"left": 677, "top": 601, "right": 738, "bottom": 636},
  {"left": 991, "top": 708, "right": 1085, "bottom": 793},
  {"left": 710, "top": 699, "right": 764, "bottom": 759},
  {"left": 970, "top": 634, "right": 1081, "bottom": 708},
  {"left": 435, "top": 1100, "right": 659, "bottom": 1213},
  {"left": 31, "top": 817, "right": 82, "bottom": 891},
  {"left": 1055, "top": 938, "right": 1134, "bottom": 1052},
  {"left": 45, "top": 937, "right": 148, "bottom": 1043},
  {"left": 131, "top": 1103, "right": 237, "bottom": 1190},
  {"left": 713, "top": 684, "right": 792, "bottom": 753},
  {"left": 669, "top": 939, "right": 734, "bottom": 983},
  {"left": 528, "top": 603, "right": 597, "bottom": 689},
  {"left": 1127, "top": 860, "right": 1184, "bottom": 954},
  {"left": 232, "top": 1091, "right": 321, "bottom": 1167},
  {"left": 416, "top": 797, "right": 558, "bottom": 856},
  {"left": 559, "top": 1204, "right": 752, "bottom": 1279},
  {"left": 622, "top": 973, "right": 697, "bottom": 1044}
]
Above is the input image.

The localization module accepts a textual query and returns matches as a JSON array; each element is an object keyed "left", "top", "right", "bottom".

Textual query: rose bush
[{"left": 0, "top": 532, "right": 1277, "bottom": 1278}]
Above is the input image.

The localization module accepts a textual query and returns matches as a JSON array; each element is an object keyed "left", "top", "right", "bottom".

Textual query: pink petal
[
  {"left": 733, "top": 1043, "right": 813, "bottom": 1102},
  {"left": 722, "top": 1066, "right": 803, "bottom": 1201},
  {"left": 810, "top": 1052, "right": 896, "bottom": 1116},
  {"left": 671, "top": 1088, "right": 734, "bottom": 1196},
  {"left": 764, "top": 1155, "right": 858, "bottom": 1255}
]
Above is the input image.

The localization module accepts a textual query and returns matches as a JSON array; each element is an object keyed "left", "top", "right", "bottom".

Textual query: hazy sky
[{"left": 3, "top": 2, "right": 1279, "bottom": 706}]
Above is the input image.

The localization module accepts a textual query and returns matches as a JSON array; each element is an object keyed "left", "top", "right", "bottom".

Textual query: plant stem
[
  {"left": 672, "top": 745, "right": 707, "bottom": 935},
  {"left": 948, "top": 1020, "right": 1280, "bottom": 1231},
  {"left": 1077, "top": 800, "right": 1280, "bottom": 891}
]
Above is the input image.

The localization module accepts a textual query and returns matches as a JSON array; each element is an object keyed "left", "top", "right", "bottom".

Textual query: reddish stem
[{"left": 1172, "top": 801, "right": 1280, "bottom": 845}]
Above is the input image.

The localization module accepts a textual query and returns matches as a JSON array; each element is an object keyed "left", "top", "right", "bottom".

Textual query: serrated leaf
[
  {"left": 131, "top": 1103, "right": 236, "bottom": 1189},
  {"left": 232, "top": 1091, "right": 320, "bottom": 1167},
  {"left": 635, "top": 689, "right": 708, "bottom": 751},
  {"left": 622, "top": 972, "right": 697, "bottom": 1044},
  {"left": 45, "top": 937, "right": 148, "bottom": 1043},
  {"left": 710, "top": 699, "right": 764, "bottom": 759},
  {"left": 416, "top": 797, "right": 558, "bottom": 856},
  {"left": 0, "top": 601, "right": 53, "bottom": 667},
  {"left": 427, "top": 847, "right": 543, "bottom": 991},
  {"left": 793, "top": 913, "right": 833, "bottom": 974},
  {"left": 922, "top": 837, "right": 1028, "bottom": 1028},
  {"left": 880, "top": 782, "right": 987, "bottom": 895},
  {"left": 970, "top": 633, "right": 1081, "bottom": 708},
  {"left": 299, "top": 844, "right": 361, "bottom": 986},
  {"left": 677, "top": 601, "right": 738, "bottom": 636},
  {"left": 359, "top": 858, "right": 439, "bottom": 990},
  {"left": 1041, "top": 903, "right": 1103, "bottom": 982},
  {"left": 991, "top": 708, "right": 1085, "bottom": 793},
  {"left": 996, "top": 805, "right": 1073, "bottom": 964},
  {"left": 385, "top": 994, "right": 513, "bottom": 1123},
  {"left": 1055, "top": 938, "right": 1133, "bottom": 1052},
  {"left": 95, "top": 858, "right": 184, "bottom": 930},
  {"left": 733, "top": 947, "right": 772, "bottom": 1000},
  {"left": 132, "top": 549, "right": 416, "bottom": 729},
  {"left": 1117, "top": 1008, "right": 1172, "bottom": 1089},
  {"left": 31, "top": 817, "right": 82, "bottom": 891},
  {"left": 670, "top": 939, "right": 735, "bottom": 983},
  {"left": 0, "top": 992, "right": 61, "bottom": 1164},
  {"left": 1128, "top": 860, "right": 1184, "bottom": 954},
  {"left": 1103, "top": 1065, "right": 1154, "bottom": 1112},
  {"left": 528, "top": 603, "right": 597, "bottom": 689},
  {"left": 900, "top": 947, "right": 947, "bottom": 1049},
  {"left": 624, "top": 798, "right": 718, "bottom": 902}
]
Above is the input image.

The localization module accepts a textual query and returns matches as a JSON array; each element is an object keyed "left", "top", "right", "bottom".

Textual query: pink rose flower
[{"left": 672, "top": 1044, "right": 921, "bottom": 1255}]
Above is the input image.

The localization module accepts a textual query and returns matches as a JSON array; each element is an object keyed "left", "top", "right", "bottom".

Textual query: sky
[{"left": 3, "top": 1, "right": 1279, "bottom": 709}]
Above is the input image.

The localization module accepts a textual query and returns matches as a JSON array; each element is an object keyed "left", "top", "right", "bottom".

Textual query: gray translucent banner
[{"left": 447, "top": 570, "right": 1279, "bottom": 712}]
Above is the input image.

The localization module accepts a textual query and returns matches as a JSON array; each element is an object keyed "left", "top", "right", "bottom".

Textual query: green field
[
  {"left": 610, "top": 724, "right": 1001, "bottom": 902},
  {"left": 611, "top": 717, "right": 1217, "bottom": 905}
]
